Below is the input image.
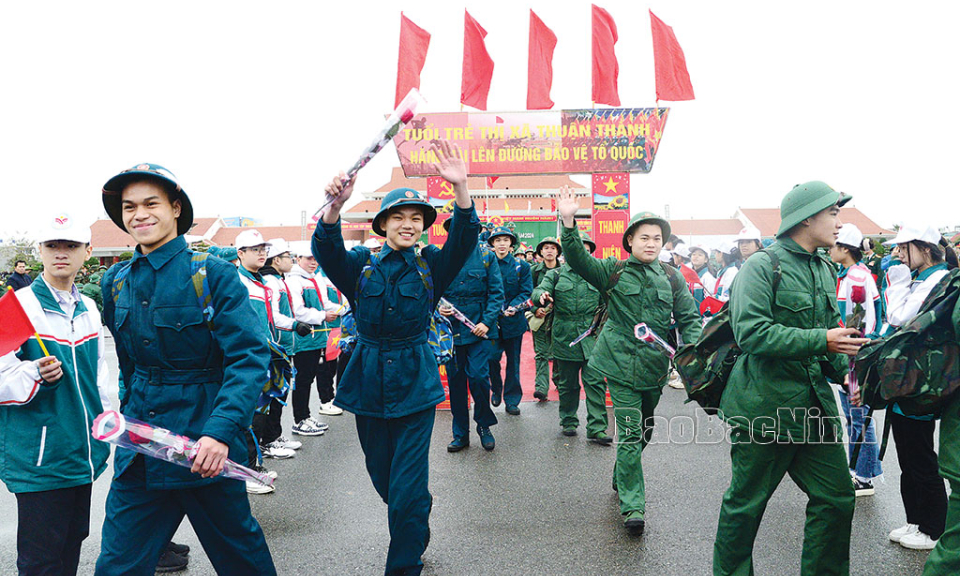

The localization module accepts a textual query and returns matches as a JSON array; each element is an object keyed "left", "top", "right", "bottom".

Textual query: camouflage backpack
[
  {"left": 675, "top": 251, "right": 781, "bottom": 415},
  {"left": 856, "top": 268, "right": 960, "bottom": 417}
]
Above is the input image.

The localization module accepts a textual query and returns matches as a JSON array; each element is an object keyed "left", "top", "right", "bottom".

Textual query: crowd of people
[{"left": 1, "top": 146, "right": 959, "bottom": 576}]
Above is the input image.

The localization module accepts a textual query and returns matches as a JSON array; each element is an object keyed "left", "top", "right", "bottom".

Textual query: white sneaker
[
  {"left": 899, "top": 530, "right": 938, "bottom": 550},
  {"left": 246, "top": 480, "right": 276, "bottom": 495},
  {"left": 261, "top": 441, "right": 296, "bottom": 459},
  {"left": 276, "top": 435, "right": 302, "bottom": 450},
  {"left": 316, "top": 401, "right": 344, "bottom": 416},
  {"left": 292, "top": 419, "right": 326, "bottom": 436},
  {"left": 889, "top": 524, "right": 919, "bottom": 543},
  {"left": 307, "top": 416, "right": 330, "bottom": 431},
  {"left": 253, "top": 465, "right": 278, "bottom": 480}
]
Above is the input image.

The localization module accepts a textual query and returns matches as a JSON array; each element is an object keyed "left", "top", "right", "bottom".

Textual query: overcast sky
[{"left": 1, "top": 0, "right": 957, "bottom": 240}]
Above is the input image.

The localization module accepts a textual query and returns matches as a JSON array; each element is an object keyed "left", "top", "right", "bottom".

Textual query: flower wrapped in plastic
[
  {"left": 634, "top": 322, "right": 676, "bottom": 359},
  {"left": 91, "top": 410, "right": 274, "bottom": 487},
  {"left": 314, "top": 88, "right": 425, "bottom": 217}
]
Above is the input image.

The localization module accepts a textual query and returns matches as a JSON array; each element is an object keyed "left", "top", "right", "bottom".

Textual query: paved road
[{"left": 0, "top": 336, "right": 939, "bottom": 575}]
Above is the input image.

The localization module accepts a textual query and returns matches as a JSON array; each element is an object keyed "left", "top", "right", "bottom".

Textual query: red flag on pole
[
  {"left": 0, "top": 288, "right": 38, "bottom": 357},
  {"left": 526, "top": 10, "right": 557, "bottom": 110},
  {"left": 591, "top": 4, "right": 620, "bottom": 106},
  {"left": 325, "top": 327, "right": 341, "bottom": 362},
  {"left": 461, "top": 10, "right": 495, "bottom": 111},
  {"left": 395, "top": 13, "right": 431, "bottom": 108},
  {"left": 649, "top": 10, "right": 695, "bottom": 101}
]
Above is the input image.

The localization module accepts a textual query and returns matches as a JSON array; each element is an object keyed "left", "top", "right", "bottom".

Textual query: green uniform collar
[
  {"left": 238, "top": 265, "right": 264, "bottom": 283},
  {"left": 378, "top": 243, "right": 418, "bottom": 267},
  {"left": 917, "top": 262, "right": 948, "bottom": 282}
]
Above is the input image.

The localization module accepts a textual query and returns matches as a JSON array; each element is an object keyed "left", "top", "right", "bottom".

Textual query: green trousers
[
  {"left": 554, "top": 360, "right": 608, "bottom": 436},
  {"left": 532, "top": 329, "right": 556, "bottom": 395},
  {"left": 923, "top": 394, "right": 960, "bottom": 575},
  {"left": 608, "top": 379, "right": 662, "bottom": 515},
  {"left": 713, "top": 429, "right": 855, "bottom": 576}
]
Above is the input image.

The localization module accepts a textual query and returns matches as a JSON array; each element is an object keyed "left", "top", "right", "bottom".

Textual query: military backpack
[
  {"left": 674, "top": 250, "right": 781, "bottom": 415},
  {"left": 856, "top": 268, "right": 960, "bottom": 417}
]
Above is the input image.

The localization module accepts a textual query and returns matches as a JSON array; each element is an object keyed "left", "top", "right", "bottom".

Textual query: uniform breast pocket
[
  {"left": 773, "top": 290, "right": 814, "bottom": 327},
  {"left": 465, "top": 270, "right": 486, "bottom": 294},
  {"left": 397, "top": 279, "right": 426, "bottom": 317},
  {"left": 153, "top": 306, "right": 209, "bottom": 362},
  {"left": 358, "top": 277, "right": 386, "bottom": 323},
  {"left": 656, "top": 287, "right": 674, "bottom": 324},
  {"left": 114, "top": 306, "right": 133, "bottom": 353}
]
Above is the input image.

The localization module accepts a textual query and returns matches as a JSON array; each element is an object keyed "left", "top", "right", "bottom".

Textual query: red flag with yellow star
[{"left": 591, "top": 173, "right": 629, "bottom": 210}]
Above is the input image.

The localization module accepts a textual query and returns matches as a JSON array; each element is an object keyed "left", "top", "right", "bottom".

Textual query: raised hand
[
  {"left": 430, "top": 140, "right": 467, "bottom": 189},
  {"left": 557, "top": 185, "right": 578, "bottom": 227},
  {"left": 321, "top": 171, "right": 356, "bottom": 224}
]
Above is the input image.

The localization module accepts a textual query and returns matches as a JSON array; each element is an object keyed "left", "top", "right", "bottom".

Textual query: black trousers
[
  {"left": 252, "top": 396, "right": 285, "bottom": 449},
  {"left": 890, "top": 410, "right": 947, "bottom": 538},
  {"left": 16, "top": 483, "right": 92, "bottom": 576},
  {"left": 293, "top": 349, "right": 337, "bottom": 423}
]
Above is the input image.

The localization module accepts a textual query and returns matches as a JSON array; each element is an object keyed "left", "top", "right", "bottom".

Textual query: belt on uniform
[
  {"left": 134, "top": 366, "right": 224, "bottom": 385},
  {"left": 357, "top": 331, "right": 428, "bottom": 351}
]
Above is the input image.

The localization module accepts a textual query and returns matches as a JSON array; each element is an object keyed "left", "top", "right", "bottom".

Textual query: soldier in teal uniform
[
  {"left": 487, "top": 226, "right": 533, "bottom": 415},
  {"left": 438, "top": 218, "right": 504, "bottom": 452},
  {"left": 314, "top": 141, "right": 479, "bottom": 576},
  {"left": 530, "top": 237, "right": 561, "bottom": 400},
  {"left": 95, "top": 163, "right": 276, "bottom": 576},
  {"left": 532, "top": 233, "right": 610, "bottom": 442},
  {"left": 713, "top": 181, "right": 868, "bottom": 576},
  {"left": 556, "top": 186, "right": 702, "bottom": 533}
]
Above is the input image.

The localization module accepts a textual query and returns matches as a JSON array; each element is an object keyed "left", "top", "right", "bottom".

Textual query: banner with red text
[{"left": 395, "top": 107, "right": 669, "bottom": 177}]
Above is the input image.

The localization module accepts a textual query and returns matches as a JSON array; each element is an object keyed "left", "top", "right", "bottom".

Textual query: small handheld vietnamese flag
[
  {"left": 326, "top": 327, "right": 342, "bottom": 362},
  {"left": 0, "top": 287, "right": 49, "bottom": 357}
]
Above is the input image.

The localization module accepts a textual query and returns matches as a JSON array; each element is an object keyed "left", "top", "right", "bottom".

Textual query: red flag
[
  {"left": 591, "top": 5, "right": 620, "bottom": 106},
  {"left": 526, "top": 10, "right": 557, "bottom": 110},
  {"left": 461, "top": 10, "right": 495, "bottom": 110},
  {"left": 486, "top": 176, "right": 499, "bottom": 188},
  {"left": 395, "top": 13, "right": 432, "bottom": 108},
  {"left": 0, "top": 288, "right": 37, "bottom": 357},
  {"left": 649, "top": 10, "right": 695, "bottom": 101},
  {"left": 325, "top": 327, "right": 341, "bottom": 362}
]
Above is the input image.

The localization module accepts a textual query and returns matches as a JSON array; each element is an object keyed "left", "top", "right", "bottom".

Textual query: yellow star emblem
[{"left": 603, "top": 177, "right": 619, "bottom": 194}]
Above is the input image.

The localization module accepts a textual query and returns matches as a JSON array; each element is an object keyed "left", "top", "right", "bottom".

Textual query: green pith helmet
[
  {"left": 372, "top": 187, "right": 437, "bottom": 237},
  {"left": 536, "top": 237, "right": 562, "bottom": 256},
  {"left": 487, "top": 226, "right": 517, "bottom": 247},
  {"left": 580, "top": 232, "right": 597, "bottom": 254},
  {"left": 102, "top": 163, "right": 194, "bottom": 236},
  {"left": 777, "top": 181, "right": 852, "bottom": 237},
  {"left": 622, "top": 211, "right": 671, "bottom": 253}
]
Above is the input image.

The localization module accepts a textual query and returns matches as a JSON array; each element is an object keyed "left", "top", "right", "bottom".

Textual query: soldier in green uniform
[
  {"left": 556, "top": 186, "right": 701, "bottom": 532},
  {"left": 532, "top": 232, "right": 611, "bottom": 443},
  {"left": 81, "top": 272, "right": 103, "bottom": 314},
  {"left": 530, "top": 237, "right": 561, "bottom": 400},
  {"left": 713, "top": 181, "right": 869, "bottom": 576}
]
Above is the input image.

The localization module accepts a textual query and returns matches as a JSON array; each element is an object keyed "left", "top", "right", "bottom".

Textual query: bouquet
[
  {"left": 92, "top": 411, "right": 274, "bottom": 487},
  {"left": 502, "top": 299, "right": 534, "bottom": 316},
  {"left": 439, "top": 297, "right": 486, "bottom": 337}
]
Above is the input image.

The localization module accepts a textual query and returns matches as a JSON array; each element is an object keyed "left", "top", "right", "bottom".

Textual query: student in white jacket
[{"left": 0, "top": 213, "right": 111, "bottom": 576}]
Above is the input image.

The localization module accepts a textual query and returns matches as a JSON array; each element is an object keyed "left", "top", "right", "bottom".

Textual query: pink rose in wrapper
[{"left": 850, "top": 284, "right": 866, "bottom": 305}]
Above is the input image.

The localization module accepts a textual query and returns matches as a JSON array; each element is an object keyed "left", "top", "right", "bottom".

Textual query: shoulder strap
[
  {"left": 109, "top": 262, "right": 133, "bottom": 304},
  {"left": 763, "top": 249, "right": 782, "bottom": 295},
  {"left": 357, "top": 253, "right": 379, "bottom": 294},
  {"left": 413, "top": 249, "right": 434, "bottom": 301},
  {"left": 659, "top": 261, "right": 685, "bottom": 296},
  {"left": 190, "top": 252, "right": 215, "bottom": 330}
]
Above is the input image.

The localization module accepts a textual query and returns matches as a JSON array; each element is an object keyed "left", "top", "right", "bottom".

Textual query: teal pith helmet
[
  {"left": 487, "top": 226, "right": 517, "bottom": 247},
  {"left": 622, "top": 211, "right": 671, "bottom": 253},
  {"left": 372, "top": 187, "right": 436, "bottom": 237},
  {"left": 777, "top": 181, "right": 852, "bottom": 237},
  {"left": 102, "top": 163, "right": 193, "bottom": 236}
]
